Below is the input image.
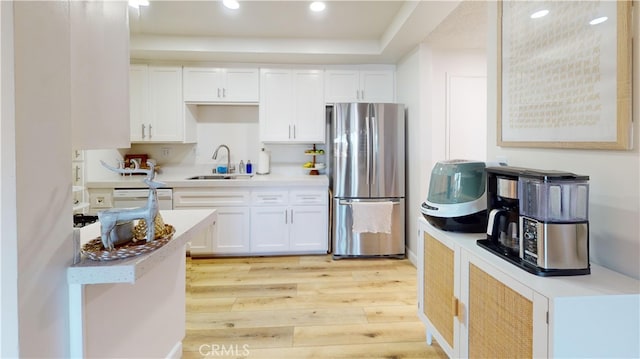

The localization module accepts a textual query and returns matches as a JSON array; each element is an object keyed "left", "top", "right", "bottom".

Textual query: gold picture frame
[{"left": 497, "top": 1, "right": 632, "bottom": 150}]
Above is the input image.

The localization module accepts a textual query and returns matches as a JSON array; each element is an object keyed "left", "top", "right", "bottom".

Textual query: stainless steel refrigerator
[{"left": 330, "top": 102, "right": 405, "bottom": 258}]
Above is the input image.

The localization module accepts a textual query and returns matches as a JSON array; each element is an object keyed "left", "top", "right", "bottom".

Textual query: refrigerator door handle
[
  {"left": 369, "top": 104, "right": 377, "bottom": 188},
  {"left": 365, "top": 114, "right": 371, "bottom": 186},
  {"left": 339, "top": 199, "right": 401, "bottom": 205}
]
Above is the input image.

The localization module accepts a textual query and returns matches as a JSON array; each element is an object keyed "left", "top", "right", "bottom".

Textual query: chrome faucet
[{"left": 212, "top": 144, "right": 231, "bottom": 173}]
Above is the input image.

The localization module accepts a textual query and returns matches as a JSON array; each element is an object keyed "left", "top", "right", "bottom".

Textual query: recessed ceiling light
[
  {"left": 223, "top": 0, "right": 240, "bottom": 10},
  {"left": 310, "top": 2, "right": 326, "bottom": 12},
  {"left": 530, "top": 9, "right": 549, "bottom": 19},
  {"left": 589, "top": 16, "right": 608, "bottom": 25},
  {"left": 128, "top": 0, "right": 149, "bottom": 9}
]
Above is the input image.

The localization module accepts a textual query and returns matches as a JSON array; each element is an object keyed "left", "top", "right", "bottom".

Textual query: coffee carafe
[{"left": 485, "top": 168, "right": 521, "bottom": 256}]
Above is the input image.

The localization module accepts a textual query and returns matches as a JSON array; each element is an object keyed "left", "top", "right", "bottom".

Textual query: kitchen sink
[{"left": 186, "top": 174, "right": 254, "bottom": 180}]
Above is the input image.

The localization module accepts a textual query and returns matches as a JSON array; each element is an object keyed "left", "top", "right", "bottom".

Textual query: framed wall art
[{"left": 497, "top": 1, "right": 632, "bottom": 150}]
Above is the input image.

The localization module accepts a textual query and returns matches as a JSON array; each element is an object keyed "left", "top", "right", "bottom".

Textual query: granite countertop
[
  {"left": 67, "top": 209, "right": 216, "bottom": 285},
  {"left": 86, "top": 166, "right": 329, "bottom": 189}
]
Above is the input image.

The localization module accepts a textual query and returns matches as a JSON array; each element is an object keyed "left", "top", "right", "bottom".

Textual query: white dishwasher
[{"left": 112, "top": 188, "right": 173, "bottom": 210}]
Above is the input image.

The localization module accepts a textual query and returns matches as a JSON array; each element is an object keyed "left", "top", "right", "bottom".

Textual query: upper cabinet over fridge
[{"left": 324, "top": 65, "right": 396, "bottom": 104}]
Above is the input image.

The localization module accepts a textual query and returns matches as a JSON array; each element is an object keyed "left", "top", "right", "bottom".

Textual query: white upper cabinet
[
  {"left": 130, "top": 65, "right": 195, "bottom": 143},
  {"left": 70, "top": 1, "right": 130, "bottom": 149},
  {"left": 183, "top": 67, "right": 259, "bottom": 103},
  {"left": 325, "top": 66, "right": 396, "bottom": 103},
  {"left": 259, "top": 68, "right": 325, "bottom": 143}
]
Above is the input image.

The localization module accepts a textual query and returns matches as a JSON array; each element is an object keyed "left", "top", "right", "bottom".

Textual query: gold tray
[{"left": 81, "top": 224, "right": 175, "bottom": 261}]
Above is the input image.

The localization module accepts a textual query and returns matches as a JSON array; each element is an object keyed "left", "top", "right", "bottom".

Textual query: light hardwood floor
[{"left": 183, "top": 255, "right": 447, "bottom": 359}]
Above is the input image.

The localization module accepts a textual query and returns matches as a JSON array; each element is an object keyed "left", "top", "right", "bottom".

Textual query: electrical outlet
[{"left": 161, "top": 147, "right": 171, "bottom": 158}]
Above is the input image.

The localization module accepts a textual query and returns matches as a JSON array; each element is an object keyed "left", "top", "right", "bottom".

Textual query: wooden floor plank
[
  {"left": 292, "top": 321, "right": 427, "bottom": 346},
  {"left": 187, "top": 307, "right": 367, "bottom": 330},
  {"left": 189, "top": 283, "right": 297, "bottom": 298},
  {"left": 363, "top": 305, "right": 422, "bottom": 323},
  {"left": 232, "top": 291, "right": 415, "bottom": 311},
  {"left": 296, "top": 278, "right": 415, "bottom": 295},
  {"left": 183, "top": 326, "right": 293, "bottom": 351}
]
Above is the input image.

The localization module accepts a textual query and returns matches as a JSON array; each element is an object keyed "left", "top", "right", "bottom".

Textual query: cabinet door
[
  {"left": 129, "top": 65, "right": 148, "bottom": 142},
  {"left": 460, "top": 251, "right": 548, "bottom": 359},
  {"left": 183, "top": 67, "right": 224, "bottom": 102},
  {"left": 324, "top": 70, "right": 359, "bottom": 103},
  {"left": 360, "top": 70, "right": 395, "bottom": 103},
  {"left": 292, "top": 70, "right": 325, "bottom": 143},
  {"left": 422, "top": 231, "right": 456, "bottom": 355},
  {"left": 70, "top": 1, "right": 130, "bottom": 149},
  {"left": 290, "top": 205, "right": 328, "bottom": 252},
  {"left": 250, "top": 206, "right": 289, "bottom": 253},
  {"left": 224, "top": 68, "right": 259, "bottom": 102},
  {"left": 189, "top": 222, "right": 215, "bottom": 255},
  {"left": 212, "top": 207, "right": 250, "bottom": 254},
  {"left": 148, "top": 66, "right": 183, "bottom": 142},
  {"left": 259, "top": 69, "right": 293, "bottom": 142}
]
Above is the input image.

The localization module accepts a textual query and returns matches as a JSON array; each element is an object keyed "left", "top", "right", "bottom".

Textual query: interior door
[{"left": 332, "top": 102, "right": 370, "bottom": 198}]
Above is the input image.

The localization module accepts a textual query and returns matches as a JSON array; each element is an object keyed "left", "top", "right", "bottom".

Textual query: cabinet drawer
[
  {"left": 290, "top": 190, "right": 327, "bottom": 205},
  {"left": 173, "top": 190, "right": 250, "bottom": 207},
  {"left": 251, "top": 191, "right": 288, "bottom": 205}
]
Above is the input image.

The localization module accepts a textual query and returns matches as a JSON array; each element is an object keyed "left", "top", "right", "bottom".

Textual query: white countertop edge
[{"left": 68, "top": 209, "right": 216, "bottom": 285}]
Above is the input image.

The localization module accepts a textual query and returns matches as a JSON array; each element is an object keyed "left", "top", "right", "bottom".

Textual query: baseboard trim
[{"left": 166, "top": 341, "right": 182, "bottom": 359}]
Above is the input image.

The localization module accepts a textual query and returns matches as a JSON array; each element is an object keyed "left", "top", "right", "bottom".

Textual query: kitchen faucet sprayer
[{"left": 212, "top": 144, "right": 231, "bottom": 174}]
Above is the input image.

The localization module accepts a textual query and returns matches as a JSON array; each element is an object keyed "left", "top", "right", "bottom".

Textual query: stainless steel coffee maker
[
  {"left": 480, "top": 166, "right": 590, "bottom": 276},
  {"left": 518, "top": 170, "right": 590, "bottom": 275}
]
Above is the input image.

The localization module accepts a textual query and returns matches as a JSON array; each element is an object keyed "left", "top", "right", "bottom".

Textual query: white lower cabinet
[
  {"left": 173, "top": 188, "right": 250, "bottom": 256},
  {"left": 251, "top": 189, "right": 328, "bottom": 254},
  {"left": 174, "top": 186, "right": 328, "bottom": 256},
  {"left": 417, "top": 216, "right": 640, "bottom": 358}
]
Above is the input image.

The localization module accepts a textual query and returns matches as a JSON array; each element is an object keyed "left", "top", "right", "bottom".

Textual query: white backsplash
[{"left": 85, "top": 104, "right": 327, "bottom": 180}]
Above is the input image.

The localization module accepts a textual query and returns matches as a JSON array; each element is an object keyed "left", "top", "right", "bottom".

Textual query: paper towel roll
[{"left": 257, "top": 148, "right": 270, "bottom": 175}]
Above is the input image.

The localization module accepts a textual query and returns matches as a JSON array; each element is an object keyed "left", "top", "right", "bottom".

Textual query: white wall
[
  {"left": 397, "top": 44, "right": 487, "bottom": 264},
  {"left": 0, "top": 1, "right": 19, "bottom": 357},
  {"left": 486, "top": 2, "right": 640, "bottom": 279},
  {"left": 7, "top": 2, "right": 73, "bottom": 357},
  {"left": 396, "top": 47, "right": 423, "bottom": 263}
]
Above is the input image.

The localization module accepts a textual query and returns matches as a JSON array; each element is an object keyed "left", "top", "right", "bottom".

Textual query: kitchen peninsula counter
[{"left": 68, "top": 209, "right": 217, "bottom": 358}]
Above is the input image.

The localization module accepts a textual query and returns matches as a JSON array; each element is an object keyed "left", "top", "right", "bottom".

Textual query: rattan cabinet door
[
  {"left": 423, "top": 232, "right": 455, "bottom": 349},
  {"left": 468, "top": 263, "right": 533, "bottom": 358}
]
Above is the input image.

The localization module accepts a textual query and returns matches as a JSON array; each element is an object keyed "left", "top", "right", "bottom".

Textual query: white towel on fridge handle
[{"left": 351, "top": 201, "right": 394, "bottom": 234}]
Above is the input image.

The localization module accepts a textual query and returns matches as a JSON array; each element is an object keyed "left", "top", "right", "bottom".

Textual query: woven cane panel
[
  {"left": 468, "top": 264, "right": 533, "bottom": 358},
  {"left": 423, "top": 232, "right": 454, "bottom": 347}
]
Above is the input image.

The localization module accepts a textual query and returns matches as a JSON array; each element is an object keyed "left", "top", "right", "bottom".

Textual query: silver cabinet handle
[
  {"left": 141, "top": 124, "right": 146, "bottom": 139},
  {"left": 285, "top": 210, "right": 288, "bottom": 224},
  {"left": 222, "top": 88, "right": 226, "bottom": 98},
  {"left": 290, "top": 209, "right": 294, "bottom": 224},
  {"left": 148, "top": 124, "right": 152, "bottom": 139},
  {"left": 292, "top": 125, "right": 296, "bottom": 139},
  {"left": 217, "top": 88, "right": 221, "bottom": 98},
  {"left": 288, "top": 125, "right": 292, "bottom": 139},
  {"left": 74, "top": 165, "right": 81, "bottom": 182}
]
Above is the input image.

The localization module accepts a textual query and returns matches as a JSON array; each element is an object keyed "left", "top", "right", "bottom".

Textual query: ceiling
[{"left": 128, "top": 0, "right": 487, "bottom": 64}]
